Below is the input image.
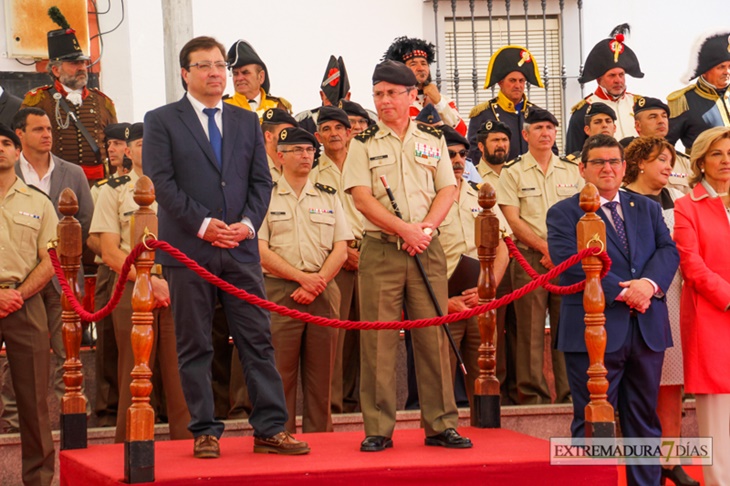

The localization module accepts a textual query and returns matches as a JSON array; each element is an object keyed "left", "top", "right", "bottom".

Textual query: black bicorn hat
[
  {"left": 372, "top": 60, "right": 417, "bottom": 86},
  {"left": 584, "top": 102, "right": 617, "bottom": 124},
  {"left": 383, "top": 36, "right": 436, "bottom": 64},
  {"left": 579, "top": 24, "right": 644, "bottom": 84},
  {"left": 0, "top": 123, "right": 21, "bottom": 149},
  {"left": 278, "top": 127, "right": 319, "bottom": 147},
  {"left": 484, "top": 45, "right": 544, "bottom": 89},
  {"left": 125, "top": 123, "right": 144, "bottom": 143},
  {"left": 682, "top": 30, "right": 730, "bottom": 83},
  {"left": 633, "top": 96, "right": 670, "bottom": 117},
  {"left": 262, "top": 108, "right": 298, "bottom": 127},
  {"left": 524, "top": 107, "right": 559, "bottom": 127},
  {"left": 317, "top": 106, "right": 351, "bottom": 129},
  {"left": 477, "top": 120, "right": 513, "bottom": 139},
  {"left": 338, "top": 99, "right": 371, "bottom": 123},
  {"left": 104, "top": 122, "right": 131, "bottom": 141},
  {"left": 441, "top": 125, "right": 469, "bottom": 150},
  {"left": 47, "top": 6, "right": 90, "bottom": 62},
  {"left": 320, "top": 56, "right": 351, "bottom": 106},
  {"left": 227, "top": 40, "right": 271, "bottom": 94}
]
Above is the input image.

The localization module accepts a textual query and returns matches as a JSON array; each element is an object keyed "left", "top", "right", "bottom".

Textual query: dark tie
[
  {"left": 604, "top": 201, "right": 629, "bottom": 253},
  {"left": 202, "top": 107, "right": 222, "bottom": 168}
]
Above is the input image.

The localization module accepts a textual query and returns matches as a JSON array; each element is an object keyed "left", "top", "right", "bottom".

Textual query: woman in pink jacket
[{"left": 674, "top": 126, "right": 730, "bottom": 486}]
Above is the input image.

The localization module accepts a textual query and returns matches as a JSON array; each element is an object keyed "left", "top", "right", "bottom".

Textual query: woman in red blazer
[{"left": 674, "top": 126, "right": 730, "bottom": 486}]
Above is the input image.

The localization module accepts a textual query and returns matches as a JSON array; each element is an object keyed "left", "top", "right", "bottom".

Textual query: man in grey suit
[
  {"left": 0, "top": 107, "right": 93, "bottom": 432},
  {"left": 0, "top": 86, "right": 22, "bottom": 128},
  {"left": 144, "top": 36, "right": 308, "bottom": 458}
]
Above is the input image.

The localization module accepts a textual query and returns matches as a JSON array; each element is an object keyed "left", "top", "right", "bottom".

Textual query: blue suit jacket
[
  {"left": 144, "top": 95, "right": 272, "bottom": 267},
  {"left": 546, "top": 190, "right": 679, "bottom": 354}
]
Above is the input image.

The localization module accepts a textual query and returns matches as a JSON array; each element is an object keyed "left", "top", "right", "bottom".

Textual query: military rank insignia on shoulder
[
  {"left": 107, "top": 175, "right": 131, "bottom": 188},
  {"left": 355, "top": 124, "right": 379, "bottom": 142},
  {"left": 570, "top": 98, "right": 588, "bottom": 114},
  {"left": 468, "top": 100, "right": 491, "bottom": 118},
  {"left": 667, "top": 85, "right": 694, "bottom": 118},
  {"left": 468, "top": 181, "right": 481, "bottom": 192},
  {"left": 416, "top": 123, "right": 443, "bottom": 138},
  {"left": 93, "top": 178, "right": 109, "bottom": 188},
  {"left": 561, "top": 154, "right": 579, "bottom": 165},
  {"left": 27, "top": 184, "right": 52, "bottom": 201},
  {"left": 503, "top": 155, "right": 522, "bottom": 168},
  {"left": 315, "top": 182, "right": 337, "bottom": 195}
]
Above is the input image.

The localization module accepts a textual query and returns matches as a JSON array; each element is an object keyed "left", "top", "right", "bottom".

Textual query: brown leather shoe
[
  {"left": 253, "top": 431, "right": 310, "bottom": 455},
  {"left": 193, "top": 435, "right": 220, "bottom": 459}
]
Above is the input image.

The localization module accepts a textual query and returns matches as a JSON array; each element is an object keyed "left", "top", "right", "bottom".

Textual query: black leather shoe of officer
[
  {"left": 424, "top": 428, "right": 473, "bottom": 448},
  {"left": 360, "top": 435, "right": 393, "bottom": 452}
]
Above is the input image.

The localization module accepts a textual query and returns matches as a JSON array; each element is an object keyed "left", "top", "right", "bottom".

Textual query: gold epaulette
[
  {"left": 469, "top": 100, "right": 492, "bottom": 118},
  {"left": 561, "top": 153, "right": 579, "bottom": 165},
  {"left": 355, "top": 124, "right": 379, "bottom": 142},
  {"left": 570, "top": 98, "right": 588, "bottom": 114},
  {"left": 22, "top": 85, "right": 51, "bottom": 107},
  {"left": 667, "top": 85, "right": 695, "bottom": 118},
  {"left": 416, "top": 123, "right": 443, "bottom": 138},
  {"left": 503, "top": 155, "right": 522, "bottom": 168},
  {"left": 315, "top": 182, "right": 336, "bottom": 194},
  {"left": 468, "top": 181, "right": 480, "bottom": 192},
  {"left": 107, "top": 175, "right": 130, "bottom": 188}
]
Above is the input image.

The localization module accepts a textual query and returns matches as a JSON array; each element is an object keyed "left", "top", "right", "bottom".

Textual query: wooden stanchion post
[
  {"left": 472, "top": 182, "right": 500, "bottom": 428},
  {"left": 577, "top": 183, "right": 615, "bottom": 438},
  {"left": 124, "top": 176, "right": 157, "bottom": 483},
  {"left": 57, "top": 188, "right": 88, "bottom": 449}
]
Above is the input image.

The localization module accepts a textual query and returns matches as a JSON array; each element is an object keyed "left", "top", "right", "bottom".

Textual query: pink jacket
[{"left": 674, "top": 183, "right": 730, "bottom": 393}]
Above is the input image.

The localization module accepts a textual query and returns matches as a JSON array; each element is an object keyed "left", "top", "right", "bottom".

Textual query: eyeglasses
[
  {"left": 280, "top": 147, "right": 316, "bottom": 156},
  {"left": 372, "top": 89, "right": 410, "bottom": 101},
  {"left": 188, "top": 61, "right": 228, "bottom": 72},
  {"left": 585, "top": 158, "right": 623, "bottom": 168},
  {"left": 448, "top": 149, "right": 468, "bottom": 158}
]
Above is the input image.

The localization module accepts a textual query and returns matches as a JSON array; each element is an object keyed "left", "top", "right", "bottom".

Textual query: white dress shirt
[{"left": 19, "top": 153, "right": 55, "bottom": 195}]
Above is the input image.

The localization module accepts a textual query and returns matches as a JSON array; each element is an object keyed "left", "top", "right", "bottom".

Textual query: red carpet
[{"left": 60, "top": 427, "right": 618, "bottom": 485}]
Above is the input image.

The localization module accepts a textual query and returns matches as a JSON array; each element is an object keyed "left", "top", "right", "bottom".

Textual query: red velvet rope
[{"left": 48, "top": 238, "right": 610, "bottom": 330}]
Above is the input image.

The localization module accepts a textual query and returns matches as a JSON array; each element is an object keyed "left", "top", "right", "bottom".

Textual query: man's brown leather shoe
[
  {"left": 193, "top": 435, "right": 220, "bottom": 459},
  {"left": 253, "top": 431, "right": 310, "bottom": 455}
]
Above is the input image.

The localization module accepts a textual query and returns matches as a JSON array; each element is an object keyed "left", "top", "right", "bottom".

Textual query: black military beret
[
  {"left": 584, "top": 102, "right": 617, "bottom": 124},
  {"left": 372, "top": 60, "right": 417, "bottom": 87},
  {"left": 317, "top": 106, "right": 351, "bottom": 129},
  {"left": 262, "top": 108, "right": 298, "bottom": 127},
  {"left": 0, "top": 123, "right": 21, "bottom": 149},
  {"left": 278, "top": 127, "right": 318, "bottom": 147},
  {"left": 125, "top": 122, "right": 143, "bottom": 142},
  {"left": 104, "top": 122, "right": 131, "bottom": 141},
  {"left": 338, "top": 99, "right": 371, "bottom": 123},
  {"left": 633, "top": 96, "right": 669, "bottom": 117},
  {"left": 525, "top": 107, "right": 559, "bottom": 127},
  {"left": 415, "top": 104, "right": 441, "bottom": 125},
  {"left": 441, "top": 125, "right": 469, "bottom": 149},
  {"left": 477, "top": 120, "right": 512, "bottom": 139}
]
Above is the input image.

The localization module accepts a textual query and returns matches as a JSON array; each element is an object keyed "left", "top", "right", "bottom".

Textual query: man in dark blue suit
[
  {"left": 547, "top": 134, "right": 678, "bottom": 486},
  {"left": 144, "top": 36, "right": 309, "bottom": 458}
]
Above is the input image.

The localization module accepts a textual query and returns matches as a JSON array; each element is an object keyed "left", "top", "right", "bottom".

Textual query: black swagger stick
[{"left": 379, "top": 175, "right": 467, "bottom": 375}]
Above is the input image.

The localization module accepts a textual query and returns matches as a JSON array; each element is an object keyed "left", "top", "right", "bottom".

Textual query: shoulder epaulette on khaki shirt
[
  {"left": 315, "top": 182, "right": 337, "bottom": 194},
  {"left": 468, "top": 181, "right": 480, "bottom": 192},
  {"left": 561, "top": 154, "right": 579, "bottom": 166},
  {"left": 355, "top": 124, "right": 379, "bottom": 142},
  {"left": 107, "top": 175, "right": 130, "bottom": 188},
  {"left": 503, "top": 154, "right": 522, "bottom": 169},
  {"left": 416, "top": 122, "right": 443, "bottom": 138}
]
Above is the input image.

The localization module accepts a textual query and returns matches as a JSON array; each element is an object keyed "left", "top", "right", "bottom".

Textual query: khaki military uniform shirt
[
  {"left": 668, "top": 151, "right": 691, "bottom": 194},
  {"left": 497, "top": 151, "right": 584, "bottom": 241},
  {"left": 90, "top": 171, "right": 157, "bottom": 254},
  {"left": 475, "top": 160, "right": 513, "bottom": 235},
  {"left": 268, "top": 154, "right": 281, "bottom": 184},
  {"left": 0, "top": 177, "right": 58, "bottom": 283},
  {"left": 309, "top": 153, "right": 364, "bottom": 241},
  {"left": 259, "top": 176, "right": 351, "bottom": 275},
  {"left": 342, "top": 121, "right": 456, "bottom": 232}
]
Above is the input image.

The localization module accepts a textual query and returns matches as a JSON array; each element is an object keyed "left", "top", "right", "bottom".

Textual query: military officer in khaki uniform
[
  {"left": 438, "top": 125, "right": 510, "bottom": 404},
  {"left": 260, "top": 108, "right": 298, "bottom": 183},
  {"left": 310, "top": 106, "right": 364, "bottom": 414},
  {"left": 343, "top": 61, "right": 471, "bottom": 452},
  {"left": 497, "top": 108, "right": 583, "bottom": 405},
  {"left": 0, "top": 124, "right": 58, "bottom": 485},
  {"left": 259, "top": 127, "right": 349, "bottom": 433},
  {"left": 90, "top": 123, "right": 191, "bottom": 443}
]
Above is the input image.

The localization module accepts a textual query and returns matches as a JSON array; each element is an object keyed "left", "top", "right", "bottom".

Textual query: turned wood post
[
  {"left": 578, "top": 183, "right": 615, "bottom": 438},
  {"left": 125, "top": 176, "right": 157, "bottom": 483},
  {"left": 57, "top": 188, "right": 88, "bottom": 449},
  {"left": 472, "top": 182, "right": 501, "bottom": 428}
]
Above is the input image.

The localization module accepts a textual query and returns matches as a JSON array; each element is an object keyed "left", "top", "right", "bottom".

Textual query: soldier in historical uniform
[
  {"left": 497, "top": 108, "right": 583, "bottom": 405},
  {"left": 343, "top": 60, "right": 471, "bottom": 452},
  {"left": 383, "top": 37, "right": 467, "bottom": 136},
  {"left": 296, "top": 55, "right": 352, "bottom": 136},
  {"left": 621, "top": 96, "right": 692, "bottom": 194},
  {"left": 467, "top": 46, "right": 547, "bottom": 164},
  {"left": 0, "top": 123, "right": 58, "bottom": 485},
  {"left": 21, "top": 7, "right": 116, "bottom": 184},
  {"left": 259, "top": 127, "right": 349, "bottom": 432},
  {"left": 309, "top": 106, "right": 364, "bottom": 414},
  {"left": 90, "top": 122, "right": 192, "bottom": 443},
  {"left": 565, "top": 24, "right": 643, "bottom": 154},
  {"left": 224, "top": 40, "right": 292, "bottom": 116},
  {"left": 667, "top": 31, "right": 730, "bottom": 152}
]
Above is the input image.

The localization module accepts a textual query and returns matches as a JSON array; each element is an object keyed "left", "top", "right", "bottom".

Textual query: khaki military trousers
[
  {"left": 94, "top": 263, "right": 119, "bottom": 425},
  {"left": 358, "top": 234, "right": 458, "bottom": 437},
  {"left": 330, "top": 267, "right": 358, "bottom": 414},
  {"left": 265, "top": 277, "right": 339, "bottom": 434}
]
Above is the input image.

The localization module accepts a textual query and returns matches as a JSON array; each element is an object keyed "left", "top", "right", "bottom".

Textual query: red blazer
[{"left": 674, "top": 183, "right": 730, "bottom": 393}]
